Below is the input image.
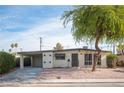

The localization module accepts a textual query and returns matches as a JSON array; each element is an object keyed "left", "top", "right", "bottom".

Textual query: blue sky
[{"left": 0, "top": 5, "right": 111, "bottom": 52}]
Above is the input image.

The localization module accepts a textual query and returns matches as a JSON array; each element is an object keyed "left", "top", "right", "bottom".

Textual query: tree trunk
[{"left": 92, "top": 34, "right": 101, "bottom": 71}]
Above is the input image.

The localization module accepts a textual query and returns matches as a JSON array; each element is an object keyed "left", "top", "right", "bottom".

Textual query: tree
[
  {"left": 15, "top": 43, "right": 18, "bottom": 48},
  {"left": 11, "top": 43, "right": 14, "bottom": 49},
  {"left": 53, "top": 43, "right": 64, "bottom": 50},
  {"left": 10, "top": 43, "right": 18, "bottom": 55},
  {"left": 61, "top": 6, "right": 124, "bottom": 71},
  {"left": 8, "top": 49, "right": 12, "bottom": 53},
  {"left": 14, "top": 43, "right": 18, "bottom": 54}
]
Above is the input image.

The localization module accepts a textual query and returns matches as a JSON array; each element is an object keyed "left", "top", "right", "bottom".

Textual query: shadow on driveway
[{"left": 0, "top": 68, "right": 42, "bottom": 83}]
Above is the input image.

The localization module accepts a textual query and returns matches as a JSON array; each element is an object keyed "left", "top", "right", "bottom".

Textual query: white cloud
[
  {"left": 0, "top": 16, "right": 110, "bottom": 52},
  {"left": 0, "top": 17, "right": 80, "bottom": 52}
]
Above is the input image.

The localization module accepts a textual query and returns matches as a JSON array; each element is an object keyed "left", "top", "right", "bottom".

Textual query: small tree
[{"left": 53, "top": 43, "right": 64, "bottom": 50}]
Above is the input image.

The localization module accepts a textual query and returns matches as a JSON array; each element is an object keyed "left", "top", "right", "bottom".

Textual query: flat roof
[{"left": 17, "top": 48, "right": 111, "bottom": 55}]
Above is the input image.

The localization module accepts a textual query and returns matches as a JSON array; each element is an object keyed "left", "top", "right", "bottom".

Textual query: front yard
[
  {"left": 0, "top": 67, "right": 124, "bottom": 81},
  {"left": 1, "top": 67, "right": 124, "bottom": 86},
  {"left": 38, "top": 67, "right": 124, "bottom": 79}
]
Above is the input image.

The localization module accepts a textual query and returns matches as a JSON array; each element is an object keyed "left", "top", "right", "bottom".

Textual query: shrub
[
  {"left": 0, "top": 52, "right": 16, "bottom": 74},
  {"left": 116, "top": 60, "right": 124, "bottom": 67},
  {"left": 107, "top": 54, "right": 117, "bottom": 68}
]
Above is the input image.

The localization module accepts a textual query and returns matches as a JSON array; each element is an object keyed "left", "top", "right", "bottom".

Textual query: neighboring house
[
  {"left": 117, "top": 49, "right": 124, "bottom": 55},
  {"left": 18, "top": 48, "right": 111, "bottom": 69}
]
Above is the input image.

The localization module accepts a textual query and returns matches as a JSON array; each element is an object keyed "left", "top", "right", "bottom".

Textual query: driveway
[{"left": 0, "top": 67, "right": 42, "bottom": 84}]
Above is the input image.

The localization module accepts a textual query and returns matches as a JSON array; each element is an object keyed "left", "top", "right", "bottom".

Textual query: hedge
[
  {"left": 107, "top": 54, "right": 117, "bottom": 68},
  {"left": 0, "top": 52, "right": 16, "bottom": 74}
]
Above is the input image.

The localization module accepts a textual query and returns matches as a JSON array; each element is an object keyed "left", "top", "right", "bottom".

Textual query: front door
[{"left": 72, "top": 53, "right": 79, "bottom": 67}]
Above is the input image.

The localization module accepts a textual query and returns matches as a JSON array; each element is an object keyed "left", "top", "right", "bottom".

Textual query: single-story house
[{"left": 17, "top": 48, "right": 111, "bottom": 69}]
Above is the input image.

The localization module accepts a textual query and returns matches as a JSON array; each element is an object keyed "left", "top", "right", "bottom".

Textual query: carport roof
[{"left": 17, "top": 48, "right": 111, "bottom": 55}]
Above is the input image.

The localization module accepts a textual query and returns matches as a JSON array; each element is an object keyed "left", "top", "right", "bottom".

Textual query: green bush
[
  {"left": 0, "top": 52, "right": 16, "bottom": 74},
  {"left": 107, "top": 54, "right": 117, "bottom": 68}
]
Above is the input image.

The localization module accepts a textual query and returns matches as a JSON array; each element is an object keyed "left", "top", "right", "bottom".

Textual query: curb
[{"left": 37, "top": 79, "right": 124, "bottom": 83}]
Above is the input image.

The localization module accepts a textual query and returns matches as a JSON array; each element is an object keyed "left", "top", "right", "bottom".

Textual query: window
[
  {"left": 84, "top": 54, "right": 92, "bottom": 65},
  {"left": 55, "top": 53, "right": 65, "bottom": 60},
  {"left": 94, "top": 54, "right": 101, "bottom": 65}
]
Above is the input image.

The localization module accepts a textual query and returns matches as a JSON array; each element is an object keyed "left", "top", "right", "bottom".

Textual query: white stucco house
[{"left": 18, "top": 48, "right": 111, "bottom": 69}]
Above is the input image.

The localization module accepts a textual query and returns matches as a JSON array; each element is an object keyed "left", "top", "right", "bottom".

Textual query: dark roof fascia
[{"left": 18, "top": 48, "right": 111, "bottom": 55}]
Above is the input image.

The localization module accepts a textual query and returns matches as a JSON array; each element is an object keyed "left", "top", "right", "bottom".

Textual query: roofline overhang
[{"left": 17, "top": 48, "right": 111, "bottom": 56}]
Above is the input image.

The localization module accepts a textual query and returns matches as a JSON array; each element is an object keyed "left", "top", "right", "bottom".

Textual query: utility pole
[{"left": 40, "top": 37, "right": 42, "bottom": 51}]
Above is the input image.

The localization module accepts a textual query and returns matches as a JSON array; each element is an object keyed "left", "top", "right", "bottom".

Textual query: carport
[{"left": 18, "top": 51, "right": 43, "bottom": 69}]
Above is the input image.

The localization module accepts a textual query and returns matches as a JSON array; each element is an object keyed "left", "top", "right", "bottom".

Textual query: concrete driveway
[{"left": 0, "top": 68, "right": 42, "bottom": 84}]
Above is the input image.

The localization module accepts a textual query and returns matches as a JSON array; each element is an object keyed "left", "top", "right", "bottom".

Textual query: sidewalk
[
  {"left": 1, "top": 79, "right": 124, "bottom": 84},
  {"left": 1, "top": 79, "right": 124, "bottom": 87},
  {"left": 33, "top": 79, "right": 124, "bottom": 83}
]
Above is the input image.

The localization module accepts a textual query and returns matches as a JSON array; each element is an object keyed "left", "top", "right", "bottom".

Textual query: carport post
[
  {"left": 20, "top": 54, "right": 24, "bottom": 69},
  {"left": 31, "top": 56, "right": 33, "bottom": 67}
]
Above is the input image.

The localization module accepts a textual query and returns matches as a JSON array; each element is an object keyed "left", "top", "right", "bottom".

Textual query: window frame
[
  {"left": 55, "top": 53, "right": 65, "bottom": 60},
  {"left": 84, "top": 54, "right": 92, "bottom": 65}
]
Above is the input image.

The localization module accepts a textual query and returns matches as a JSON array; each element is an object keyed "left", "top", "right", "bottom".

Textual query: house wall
[
  {"left": 31, "top": 50, "right": 110, "bottom": 68},
  {"left": 117, "top": 55, "right": 124, "bottom": 62},
  {"left": 53, "top": 51, "right": 75, "bottom": 67},
  {"left": 42, "top": 52, "right": 53, "bottom": 68},
  {"left": 78, "top": 50, "right": 110, "bottom": 68},
  {"left": 101, "top": 53, "right": 107, "bottom": 68},
  {"left": 32, "top": 55, "right": 42, "bottom": 67},
  {"left": 78, "top": 50, "right": 95, "bottom": 68}
]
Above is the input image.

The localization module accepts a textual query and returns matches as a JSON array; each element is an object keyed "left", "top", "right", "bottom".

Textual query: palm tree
[
  {"left": 11, "top": 43, "right": 14, "bottom": 49},
  {"left": 53, "top": 43, "right": 64, "bottom": 50},
  {"left": 15, "top": 43, "right": 18, "bottom": 48},
  {"left": 10, "top": 43, "right": 18, "bottom": 54},
  {"left": 14, "top": 43, "right": 18, "bottom": 55},
  {"left": 62, "top": 5, "right": 124, "bottom": 71},
  {"left": 10, "top": 43, "right": 14, "bottom": 53},
  {"left": 8, "top": 49, "right": 11, "bottom": 53}
]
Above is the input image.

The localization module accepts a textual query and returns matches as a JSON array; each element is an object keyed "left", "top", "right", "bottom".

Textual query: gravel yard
[{"left": 38, "top": 67, "right": 124, "bottom": 79}]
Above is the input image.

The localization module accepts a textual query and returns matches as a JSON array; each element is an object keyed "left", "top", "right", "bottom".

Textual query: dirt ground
[{"left": 38, "top": 67, "right": 124, "bottom": 79}]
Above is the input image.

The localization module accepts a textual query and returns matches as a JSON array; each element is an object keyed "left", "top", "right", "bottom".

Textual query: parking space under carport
[{"left": 18, "top": 51, "right": 43, "bottom": 69}]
